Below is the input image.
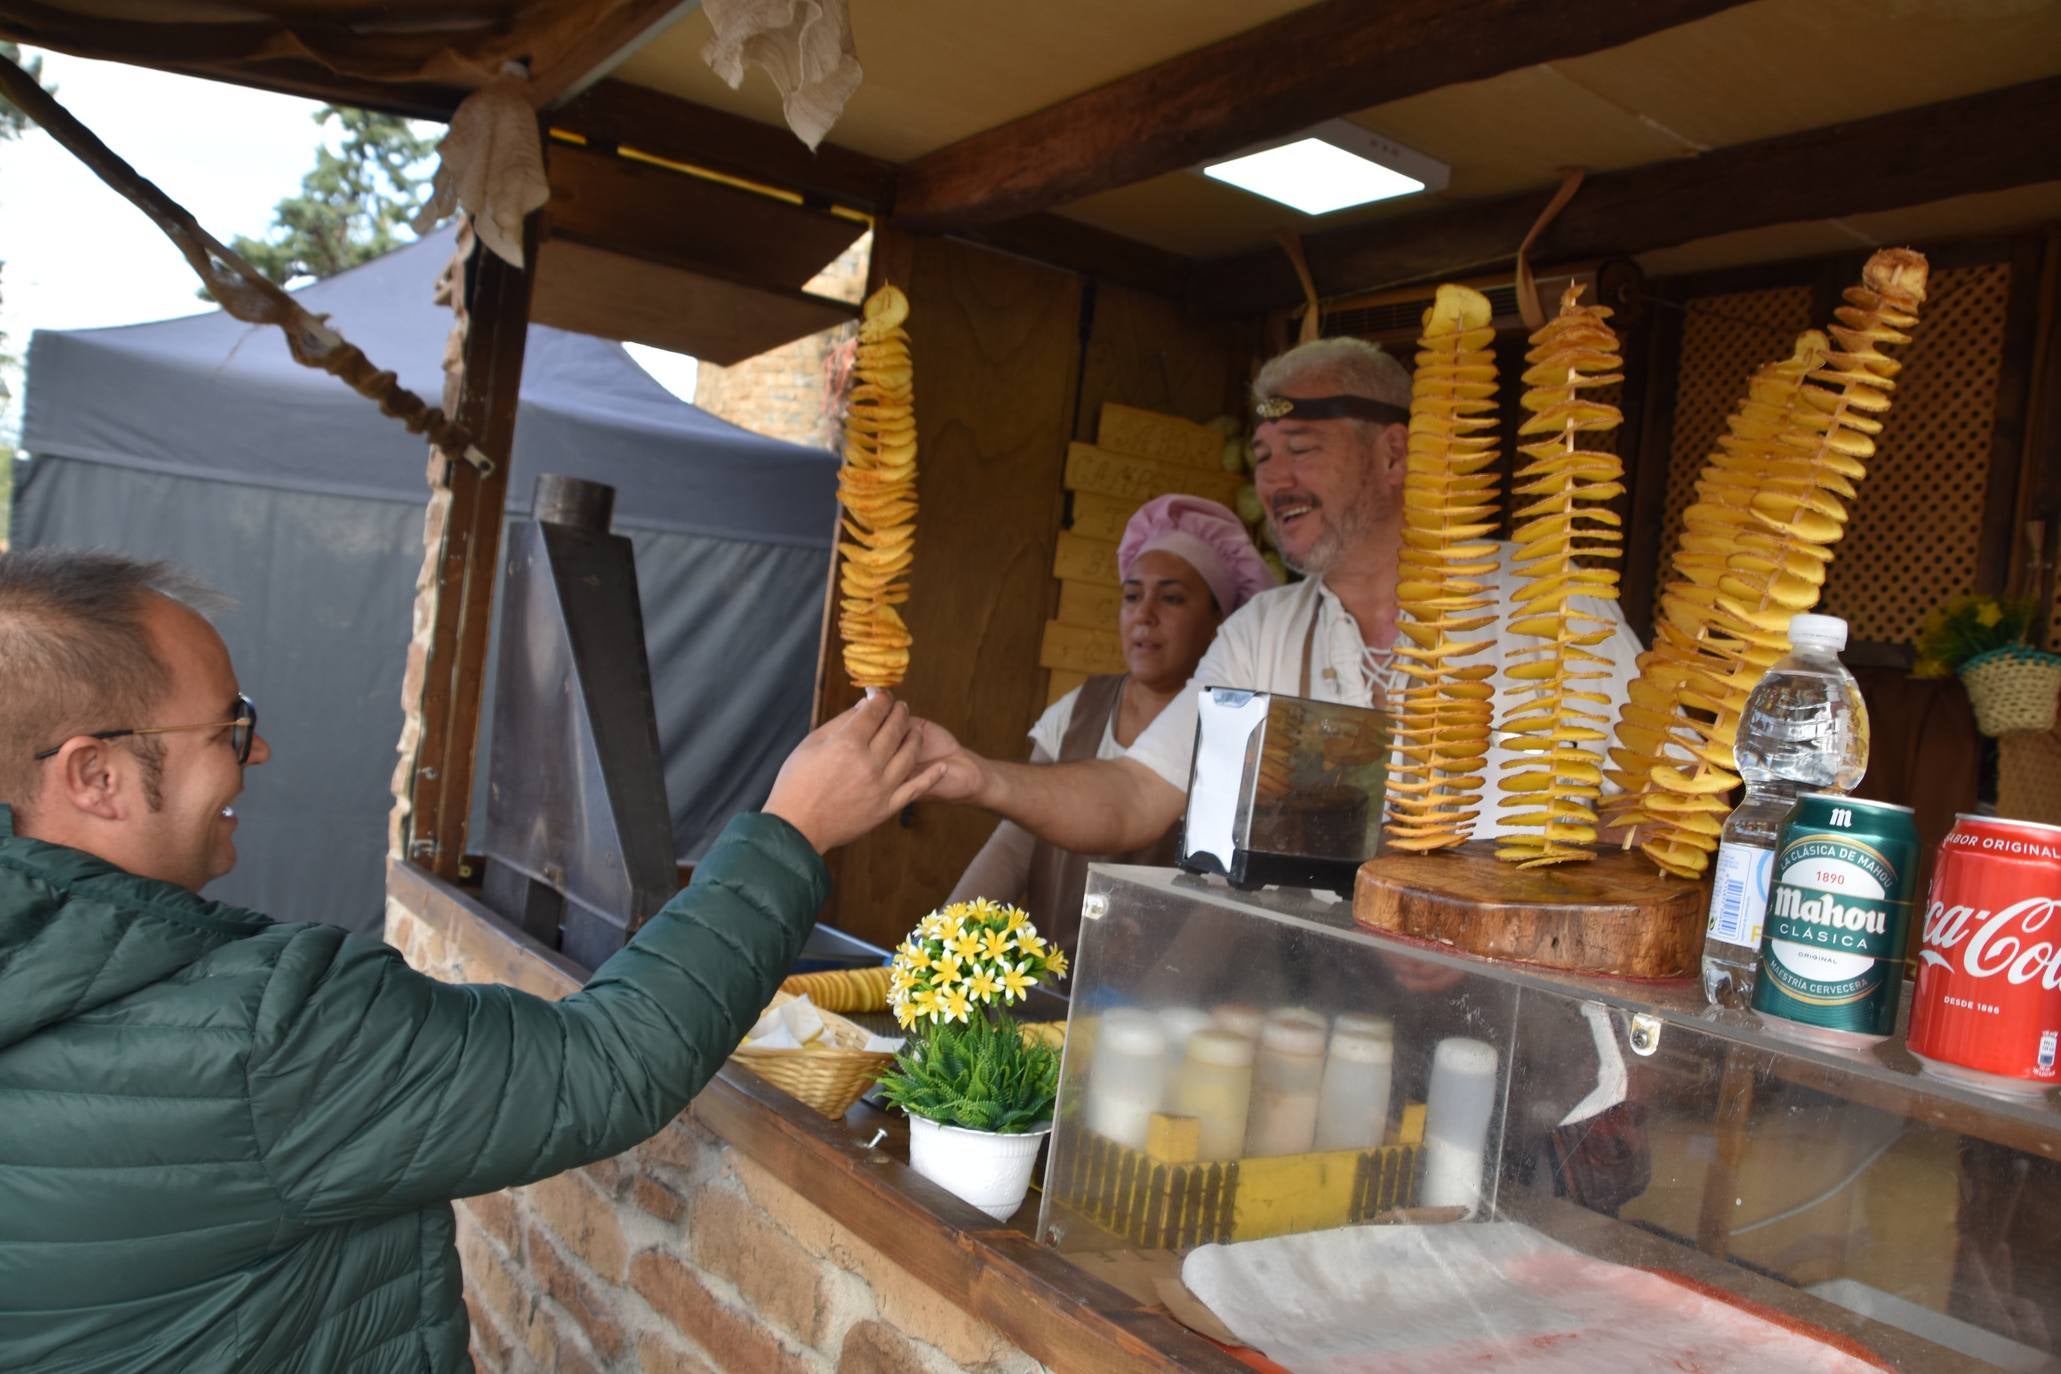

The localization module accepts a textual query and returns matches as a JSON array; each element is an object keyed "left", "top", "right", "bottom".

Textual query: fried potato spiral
[
  {"left": 838, "top": 286, "right": 918, "bottom": 689},
  {"left": 1496, "top": 282, "right": 1626, "bottom": 868},
  {"left": 1386, "top": 284, "right": 1501, "bottom": 851},
  {"left": 1606, "top": 248, "right": 1929, "bottom": 878}
]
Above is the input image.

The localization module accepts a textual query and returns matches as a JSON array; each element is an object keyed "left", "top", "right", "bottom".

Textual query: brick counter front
[{"left": 384, "top": 864, "right": 1245, "bottom": 1374}]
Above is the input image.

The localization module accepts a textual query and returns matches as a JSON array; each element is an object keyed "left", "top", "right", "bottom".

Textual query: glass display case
[{"left": 1039, "top": 865, "right": 2061, "bottom": 1373}]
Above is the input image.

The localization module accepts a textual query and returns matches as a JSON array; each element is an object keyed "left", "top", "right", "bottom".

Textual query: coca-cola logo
[{"left": 1920, "top": 897, "right": 2061, "bottom": 988}]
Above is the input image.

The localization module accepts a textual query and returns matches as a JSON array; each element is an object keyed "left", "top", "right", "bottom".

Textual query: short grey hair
[
  {"left": 1252, "top": 337, "right": 1412, "bottom": 412},
  {"left": 0, "top": 550, "right": 223, "bottom": 818}
]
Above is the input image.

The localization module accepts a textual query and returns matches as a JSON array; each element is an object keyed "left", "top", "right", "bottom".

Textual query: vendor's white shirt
[
  {"left": 1028, "top": 684, "right": 1124, "bottom": 763},
  {"left": 1124, "top": 544, "right": 1645, "bottom": 839}
]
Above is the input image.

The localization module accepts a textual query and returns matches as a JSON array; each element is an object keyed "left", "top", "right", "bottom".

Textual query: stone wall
[
  {"left": 693, "top": 234, "right": 870, "bottom": 452},
  {"left": 385, "top": 893, "right": 1043, "bottom": 1374}
]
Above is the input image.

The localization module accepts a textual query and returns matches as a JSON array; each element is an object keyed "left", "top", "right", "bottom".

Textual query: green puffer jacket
[{"left": 0, "top": 804, "right": 828, "bottom": 1373}]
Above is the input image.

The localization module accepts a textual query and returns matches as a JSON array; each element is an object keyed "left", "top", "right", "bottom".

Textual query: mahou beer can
[
  {"left": 1751, "top": 793, "right": 1920, "bottom": 1047},
  {"left": 1907, "top": 814, "right": 2061, "bottom": 1096}
]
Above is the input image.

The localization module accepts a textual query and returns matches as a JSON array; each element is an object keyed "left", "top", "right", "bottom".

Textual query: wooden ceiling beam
[
  {"left": 552, "top": 79, "right": 897, "bottom": 212},
  {"left": 526, "top": 0, "right": 702, "bottom": 108},
  {"left": 1198, "top": 75, "right": 2061, "bottom": 313},
  {"left": 949, "top": 214, "right": 1194, "bottom": 303},
  {"left": 888, "top": 0, "right": 1755, "bottom": 232},
  {"left": 549, "top": 82, "right": 1202, "bottom": 299}
]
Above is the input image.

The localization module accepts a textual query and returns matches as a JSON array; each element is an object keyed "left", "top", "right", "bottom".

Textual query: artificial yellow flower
[
  {"left": 940, "top": 987, "right": 972, "bottom": 1023},
  {"left": 1977, "top": 601, "right": 2003, "bottom": 628},
  {"left": 1013, "top": 930, "right": 1049, "bottom": 961},
  {"left": 894, "top": 1000, "right": 918, "bottom": 1030},
  {"left": 979, "top": 928, "right": 1013, "bottom": 962},
  {"left": 999, "top": 961, "right": 1036, "bottom": 1002},
  {"left": 1001, "top": 905, "right": 1027, "bottom": 931},
  {"left": 889, "top": 963, "right": 916, "bottom": 995},
  {"left": 947, "top": 928, "right": 983, "bottom": 963},
  {"left": 932, "top": 950, "right": 965, "bottom": 984},
  {"left": 908, "top": 985, "right": 942, "bottom": 1023},
  {"left": 898, "top": 941, "right": 931, "bottom": 973},
  {"left": 1046, "top": 947, "right": 1069, "bottom": 979},
  {"left": 965, "top": 967, "right": 1001, "bottom": 1003}
]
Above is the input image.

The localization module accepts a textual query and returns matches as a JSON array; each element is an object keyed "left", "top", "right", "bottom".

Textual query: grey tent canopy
[{"left": 15, "top": 225, "right": 838, "bottom": 933}]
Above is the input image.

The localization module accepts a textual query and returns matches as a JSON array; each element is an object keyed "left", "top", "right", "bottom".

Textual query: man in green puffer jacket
[{"left": 0, "top": 549, "right": 943, "bottom": 1373}]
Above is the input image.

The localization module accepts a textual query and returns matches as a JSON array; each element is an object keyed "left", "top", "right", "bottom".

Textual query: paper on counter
[
  {"left": 1181, "top": 1222, "right": 1888, "bottom": 1374},
  {"left": 744, "top": 995, "right": 903, "bottom": 1054},
  {"left": 747, "top": 995, "right": 826, "bottom": 1049}
]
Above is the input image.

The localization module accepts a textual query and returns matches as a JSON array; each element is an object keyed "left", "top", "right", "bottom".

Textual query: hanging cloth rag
[
  {"left": 1514, "top": 167, "right": 1585, "bottom": 331},
  {"left": 702, "top": 0, "right": 863, "bottom": 151},
  {"left": 413, "top": 68, "right": 550, "bottom": 269}
]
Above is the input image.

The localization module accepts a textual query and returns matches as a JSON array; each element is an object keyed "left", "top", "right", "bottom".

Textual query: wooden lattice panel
[
  {"left": 2050, "top": 550, "right": 2061, "bottom": 652},
  {"left": 1656, "top": 285, "right": 1818, "bottom": 631},
  {"left": 1820, "top": 260, "right": 2012, "bottom": 646}
]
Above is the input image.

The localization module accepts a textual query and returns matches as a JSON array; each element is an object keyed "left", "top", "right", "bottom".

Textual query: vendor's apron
[{"left": 1025, "top": 673, "right": 1182, "bottom": 954}]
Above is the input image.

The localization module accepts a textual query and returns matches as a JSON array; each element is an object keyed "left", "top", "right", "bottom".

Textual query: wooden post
[{"left": 391, "top": 215, "right": 541, "bottom": 879}]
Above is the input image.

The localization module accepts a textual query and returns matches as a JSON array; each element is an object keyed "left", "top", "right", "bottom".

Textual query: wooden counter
[{"left": 386, "top": 859, "right": 1250, "bottom": 1374}]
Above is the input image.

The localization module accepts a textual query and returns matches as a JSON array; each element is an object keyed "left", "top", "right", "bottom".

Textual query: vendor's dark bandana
[{"left": 1253, "top": 393, "right": 1409, "bottom": 427}]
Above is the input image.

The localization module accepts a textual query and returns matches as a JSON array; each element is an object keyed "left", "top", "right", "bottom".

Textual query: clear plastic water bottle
[{"left": 1701, "top": 613, "right": 1871, "bottom": 1006}]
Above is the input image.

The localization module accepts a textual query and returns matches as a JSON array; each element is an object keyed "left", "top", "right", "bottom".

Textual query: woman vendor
[{"left": 946, "top": 494, "right": 1275, "bottom": 949}]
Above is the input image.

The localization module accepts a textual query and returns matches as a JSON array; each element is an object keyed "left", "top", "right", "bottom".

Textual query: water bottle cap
[{"left": 1787, "top": 613, "right": 1847, "bottom": 652}]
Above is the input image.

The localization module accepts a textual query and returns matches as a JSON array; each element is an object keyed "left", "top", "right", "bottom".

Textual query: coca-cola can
[{"left": 1907, "top": 814, "right": 2061, "bottom": 1097}]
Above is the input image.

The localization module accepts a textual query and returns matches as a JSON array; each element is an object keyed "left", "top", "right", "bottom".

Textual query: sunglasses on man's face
[{"left": 32, "top": 694, "right": 258, "bottom": 766}]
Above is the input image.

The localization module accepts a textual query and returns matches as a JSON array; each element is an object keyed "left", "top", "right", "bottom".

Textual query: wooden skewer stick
[{"left": 0, "top": 50, "right": 493, "bottom": 476}]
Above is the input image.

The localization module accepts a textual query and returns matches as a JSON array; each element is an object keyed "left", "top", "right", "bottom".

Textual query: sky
[{"left": 0, "top": 50, "right": 696, "bottom": 441}]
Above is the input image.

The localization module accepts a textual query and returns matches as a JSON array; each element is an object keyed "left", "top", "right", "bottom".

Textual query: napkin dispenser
[{"left": 1177, "top": 688, "right": 1391, "bottom": 893}]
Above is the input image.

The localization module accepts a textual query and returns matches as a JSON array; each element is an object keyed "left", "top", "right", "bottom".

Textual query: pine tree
[
  {"left": 0, "top": 41, "right": 44, "bottom": 140},
  {"left": 219, "top": 104, "right": 438, "bottom": 289}
]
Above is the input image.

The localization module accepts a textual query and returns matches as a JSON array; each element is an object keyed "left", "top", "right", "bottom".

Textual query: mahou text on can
[{"left": 1751, "top": 794, "right": 1919, "bottom": 1040}]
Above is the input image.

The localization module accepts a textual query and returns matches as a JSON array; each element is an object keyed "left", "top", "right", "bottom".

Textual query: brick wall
[
  {"left": 385, "top": 895, "right": 1045, "bottom": 1374},
  {"left": 693, "top": 234, "right": 871, "bottom": 452}
]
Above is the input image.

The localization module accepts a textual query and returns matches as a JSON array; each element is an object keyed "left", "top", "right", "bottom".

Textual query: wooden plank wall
[
  {"left": 1055, "top": 286, "right": 1261, "bottom": 704},
  {"left": 816, "top": 262, "right": 1250, "bottom": 950}
]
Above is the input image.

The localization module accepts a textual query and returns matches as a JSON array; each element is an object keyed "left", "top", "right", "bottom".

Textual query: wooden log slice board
[{"left": 1354, "top": 841, "right": 1709, "bottom": 979}]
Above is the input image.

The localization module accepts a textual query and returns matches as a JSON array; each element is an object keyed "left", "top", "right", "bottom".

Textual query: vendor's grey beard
[{"left": 1281, "top": 471, "right": 1386, "bottom": 577}]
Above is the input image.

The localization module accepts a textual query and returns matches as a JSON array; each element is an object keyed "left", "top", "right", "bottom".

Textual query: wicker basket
[
  {"left": 1959, "top": 646, "right": 2061, "bottom": 737},
  {"left": 730, "top": 991, "right": 897, "bottom": 1119}
]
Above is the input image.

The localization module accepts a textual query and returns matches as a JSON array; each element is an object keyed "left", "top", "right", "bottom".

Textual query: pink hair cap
[{"left": 1116, "top": 494, "right": 1278, "bottom": 616}]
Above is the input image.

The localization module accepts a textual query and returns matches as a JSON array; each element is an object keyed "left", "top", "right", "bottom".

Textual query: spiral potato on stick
[
  {"left": 1607, "top": 248, "right": 1928, "bottom": 878},
  {"left": 1387, "top": 284, "right": 1501, "bottom": 851},
  {"left": 837, "top": 285, "right": 919, "bottom": 689},
  {"left": 1497, "top": 283, "right": 1625, "bottom": 868},
  {"left": 1603, "top": 335, "right": 1826, "bottom": 875}
]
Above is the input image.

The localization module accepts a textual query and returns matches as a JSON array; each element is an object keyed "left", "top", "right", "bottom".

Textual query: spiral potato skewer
[
  {"left": 1610, "top": 248, "right": 1928, "bottom": 878},
  {"left": 837, "top": 286, "right": 920, "bottom": 689},
  {"left": 1497, "top": 282, "right": 1626, "bottom": 868},
  {"left": 1387, "top": 284, "right": 1501, "bottom": 851},
  {"left": 1603, "top": 336, "right": 1826, "bottom": 874}
]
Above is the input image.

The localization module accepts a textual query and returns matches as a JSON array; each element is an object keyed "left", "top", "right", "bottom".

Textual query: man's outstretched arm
[{"left": 917, "top": 723, "right": 1184, "bottom": 855}]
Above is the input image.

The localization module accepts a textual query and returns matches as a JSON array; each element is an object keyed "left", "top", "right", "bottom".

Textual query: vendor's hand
[
  {"left": 911, "top": 716, "right": 987, "bottom": 804},
  {"left": 764, "top": 693, "right": 945, "bottom": 853}
]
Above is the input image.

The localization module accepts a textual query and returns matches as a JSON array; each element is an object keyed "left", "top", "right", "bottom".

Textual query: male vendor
[{"left": 917, "top": 335, "right": 1642, "bottom": 851}]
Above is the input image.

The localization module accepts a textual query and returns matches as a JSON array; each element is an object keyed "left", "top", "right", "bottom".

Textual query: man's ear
[
  {"left": 1378, "top": 421, "right": 1410, "bottom": 483},
  {"left": 49, "top": 739, "right": 126, "bottom": 822}
]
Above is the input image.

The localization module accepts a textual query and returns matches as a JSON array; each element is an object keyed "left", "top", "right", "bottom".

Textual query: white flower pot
[{"left": 905, "top": 1115, "right": 1052, "bottom": 1221}]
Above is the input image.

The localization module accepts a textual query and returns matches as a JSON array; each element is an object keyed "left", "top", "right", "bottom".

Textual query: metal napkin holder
[{"left": 1177, "top": 688, "right": 1391, "bottom": 894}]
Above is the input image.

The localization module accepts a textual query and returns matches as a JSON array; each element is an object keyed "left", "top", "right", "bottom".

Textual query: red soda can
[{"left": 1907, "top": 814, "right": 2061, "bottom": 1096}]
